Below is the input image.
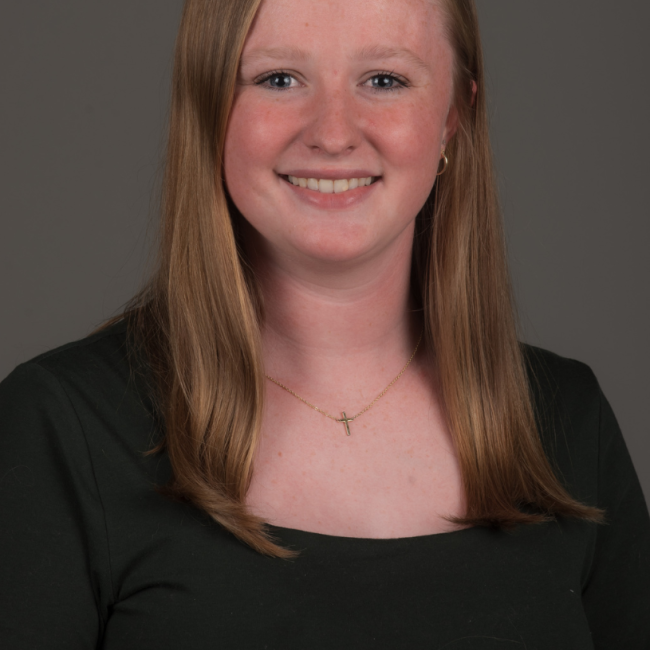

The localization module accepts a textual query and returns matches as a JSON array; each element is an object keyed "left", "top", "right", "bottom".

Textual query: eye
[
  {"left": 364, "top": 72, "right": 408, "bottom": 92},
  {"left": 255, "top": 71, "right": 299, "bottom": 90}
]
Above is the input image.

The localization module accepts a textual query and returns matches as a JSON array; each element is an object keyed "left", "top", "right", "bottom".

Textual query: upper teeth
[{"left": 286, "top": 176, "right": 375, "bottom": 193}]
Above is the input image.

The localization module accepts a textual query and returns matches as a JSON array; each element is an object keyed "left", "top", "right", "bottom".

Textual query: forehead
[{"left": 241, "top": 0, "right": 450, "bottom": 65}]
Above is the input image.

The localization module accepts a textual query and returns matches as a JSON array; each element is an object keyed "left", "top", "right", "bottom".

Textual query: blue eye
[
  {"left": 366, "top": 73, "right": 408, "bottom": 92},
  {"left": 256, "top": 71, "right": 298, "bottom": 90},
  {"left": 254, "top": 70, "right": 408, "bottom": 92}
]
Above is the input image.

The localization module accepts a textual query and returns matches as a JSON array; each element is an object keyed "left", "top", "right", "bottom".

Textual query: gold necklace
[{"left": 265, "top": 332, "right": 423, "bottom": 436}]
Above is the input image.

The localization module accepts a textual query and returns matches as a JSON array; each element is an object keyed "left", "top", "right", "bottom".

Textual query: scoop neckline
[{"left": 267, "top": 522, "right": 478, "bottom": 544}]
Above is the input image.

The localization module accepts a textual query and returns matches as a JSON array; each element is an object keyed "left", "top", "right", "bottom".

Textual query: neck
[{"left": 247, "top": 225, "right": 421, "bottom": 387}]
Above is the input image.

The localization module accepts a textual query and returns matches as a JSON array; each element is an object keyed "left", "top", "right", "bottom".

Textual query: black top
[{"left": 1, "top": 321, "right": 649, "bottom": 649}]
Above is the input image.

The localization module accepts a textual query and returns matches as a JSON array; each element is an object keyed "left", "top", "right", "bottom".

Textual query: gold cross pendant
[{"left": 337, "top": 412, "right": 353, "bottom": 436}]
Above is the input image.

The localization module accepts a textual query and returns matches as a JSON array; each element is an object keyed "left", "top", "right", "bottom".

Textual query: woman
[{"left": 1, "top": 0, "right": 648, "bottom": 647}]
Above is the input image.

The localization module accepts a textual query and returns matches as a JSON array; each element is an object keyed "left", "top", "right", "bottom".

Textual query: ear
[
  {"left": 470, "top": 80, "right": 477, "bottom": 107},
  {"left": 442, "top": 104, "right": 459, "bottom": 145},
  {"left": 442, "top": 80, "right": 478, "bottom": 145}
]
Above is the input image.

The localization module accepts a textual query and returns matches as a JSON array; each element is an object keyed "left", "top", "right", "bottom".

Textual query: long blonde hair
[{"left": 116, "top": 0, "right": 602, "bottom": 557}]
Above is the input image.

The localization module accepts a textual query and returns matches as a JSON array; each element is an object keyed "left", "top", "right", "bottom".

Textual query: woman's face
[{"left": 224, "top": 0, "right": 456, "bottom": 267}]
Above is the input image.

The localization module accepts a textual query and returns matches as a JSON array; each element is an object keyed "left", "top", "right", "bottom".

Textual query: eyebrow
[
  {"left": 240, "top": 47, "right": 311, "bottom": 66},
  {"left": 240, "top": 44, "right": 429, "bottom": 72},
  {"left": 355, "top": 45, "right": 430, "bottom": 73}
]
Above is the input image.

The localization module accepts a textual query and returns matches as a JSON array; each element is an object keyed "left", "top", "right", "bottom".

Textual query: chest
[
  {"left": 102, "top": 515, "right": 595, "bottom": 650},
  {"left": 246, "top": 370, "right": 467, "bottom": 537}
]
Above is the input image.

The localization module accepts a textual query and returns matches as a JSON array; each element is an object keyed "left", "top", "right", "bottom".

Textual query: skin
[{"left": 224, "top": 0, "right": 467, "bottom": 537}]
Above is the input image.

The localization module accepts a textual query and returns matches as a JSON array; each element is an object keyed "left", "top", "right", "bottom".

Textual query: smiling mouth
[{"left": 280, "top": 174, "right": 379, "bottom": 194}]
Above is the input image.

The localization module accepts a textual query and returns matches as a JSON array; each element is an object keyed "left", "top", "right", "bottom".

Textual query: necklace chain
[{"left": 264, "top": 332, "right": 423, "bottom": 435}]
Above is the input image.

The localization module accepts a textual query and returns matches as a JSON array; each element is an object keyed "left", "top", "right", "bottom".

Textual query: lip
[{"left": 277, "top": 173, "right": 381, "bottom": 209}]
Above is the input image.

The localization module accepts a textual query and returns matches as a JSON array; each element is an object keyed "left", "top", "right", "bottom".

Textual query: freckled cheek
[
  {"left": 366, "top": 106, "right": 442, "bottom": 179},
  {"left": 225, "top": 101, "right": 301, "bottom": 179}
]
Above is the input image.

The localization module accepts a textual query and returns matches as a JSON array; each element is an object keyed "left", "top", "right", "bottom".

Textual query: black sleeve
[
  {"left": 581, "top": 385, "right": 650, "bottom": 648},
  {"left": 0, "top": 362, "right": 109, "bottom": 649}
]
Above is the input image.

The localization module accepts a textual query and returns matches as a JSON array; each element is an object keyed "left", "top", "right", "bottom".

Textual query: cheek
[
  {"left": 224, "top": 96, "right": 297, "bottom": 183},
  {"left": 366, "top": 99, "right": 446, "bottom": 213},
  {"left": 223, "top": 95, "right": 305, "bottom": 239},
  {"left": 374, "top": 101, "right": 444, "bottom": 172}
]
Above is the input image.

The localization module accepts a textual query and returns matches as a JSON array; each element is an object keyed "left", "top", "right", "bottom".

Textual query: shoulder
[
  {"left": 521, "top": 343, "right": 604, "bottom": 433},
  {"left": 521, "top": 343, "right": 600, "bottom": 413},
  {"left": 2, "top": 318, "right": 145, "bottom": 401},
  {"left": 14, "top": 319, "right": 132, "bottom": 389},
  {"left": 520, "top": 344, "right": 605, "bottom": 504},
  {"left": 0, "top": 320, "right": 156, "bottom": 456}
]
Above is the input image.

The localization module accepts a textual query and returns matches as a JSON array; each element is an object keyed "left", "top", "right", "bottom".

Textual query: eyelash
[
  {"left": 254, "top": 70, "right": 409, "bottom": 92},
  {"left": 369, "top": 70, "right": 409, "bottom": 92},
  {"left": 254, "top": 70, "right": 299, "bottom": 91}
]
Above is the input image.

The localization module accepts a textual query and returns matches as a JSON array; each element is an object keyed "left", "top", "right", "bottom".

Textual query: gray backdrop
[{"left": 1, "top": 2, "right": 648, "bottom": 498}]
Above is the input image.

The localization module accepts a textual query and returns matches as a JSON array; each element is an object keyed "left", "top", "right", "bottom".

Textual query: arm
[
  {"left": 0, "top": 362, "right": 110, "bottom": 649},
  {"left": 581, "top": 386, "right": 650, "bottom": 648}
]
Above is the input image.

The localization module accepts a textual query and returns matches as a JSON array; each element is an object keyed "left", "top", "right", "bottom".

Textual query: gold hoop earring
[{"left": 436, "top": 151, "right": 448, "bottom": 176}]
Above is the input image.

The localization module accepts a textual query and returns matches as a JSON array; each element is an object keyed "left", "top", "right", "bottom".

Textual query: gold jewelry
[
  {"left": 436, "top": 150, "right": 448, "bottom": 176},
  {"left": 265, "top": 332, "right": 423, "bottom": 436}
]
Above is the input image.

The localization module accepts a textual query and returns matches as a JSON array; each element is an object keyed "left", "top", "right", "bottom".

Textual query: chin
[
  {"left": 288, "top": 222, "right": 408, "bottom": 268},
  {"left": 292, "top": 235, "right": 378, "bottom": 266}
]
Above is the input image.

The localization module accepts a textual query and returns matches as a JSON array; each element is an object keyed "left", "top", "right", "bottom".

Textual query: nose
[{"left": 302, "top": 86, "right": 361, "bottom": 157}]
